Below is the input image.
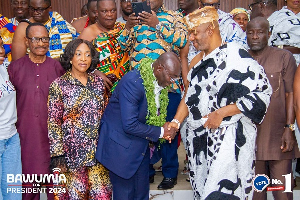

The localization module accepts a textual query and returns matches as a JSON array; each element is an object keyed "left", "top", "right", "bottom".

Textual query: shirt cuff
[{"left": 159, "top": 127, "right": 164, "bottom": 138}]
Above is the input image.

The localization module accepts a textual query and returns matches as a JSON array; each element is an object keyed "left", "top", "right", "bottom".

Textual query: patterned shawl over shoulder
[{"left": 94, "top": 22, "right": 130, "bottom": 91}]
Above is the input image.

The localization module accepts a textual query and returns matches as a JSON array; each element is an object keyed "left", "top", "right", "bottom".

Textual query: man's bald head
[
  {"left": 247, "top": 16, "right": 269, "bottom": 31},
  {"left": 157, "top": 52, "right": 181, "bottom": 73},
  {"left": 153, "top": 52, "right": 181, "bottom": 87},
  {"left": 246, "top": 16, "right": 270, "bottom": 52}
]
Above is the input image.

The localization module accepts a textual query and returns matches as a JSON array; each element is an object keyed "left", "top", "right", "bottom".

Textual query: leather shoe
[
  {"left": 157, "top": 177, "right": 177, "bottom": 190},
  {"left": 149, "top": 175, "right": 154, "bottom": 183}
]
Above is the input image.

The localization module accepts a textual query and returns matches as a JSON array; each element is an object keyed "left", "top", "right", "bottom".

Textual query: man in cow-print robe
[
  {"left": 170, "top": 7, "right": 273, "bottom": 200},
  {"left": 185, "top": 41, "right": 272, "bottom": 199}
]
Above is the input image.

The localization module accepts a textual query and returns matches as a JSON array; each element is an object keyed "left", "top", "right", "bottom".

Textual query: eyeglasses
[
  {"left": 27, "top": 37, "right": 50, "bottom": 43},
  {"left": 160, "top": 64, "right": 180, "bottom": 83},
  {"left": 248, "top": 1, "right": 268, "bottom": 10},
  {"left": 201, "top": 2, "right": 220, "bottom": 9},
  {"left": 29, "top": 5, "right": 50, "bottom": 13}
]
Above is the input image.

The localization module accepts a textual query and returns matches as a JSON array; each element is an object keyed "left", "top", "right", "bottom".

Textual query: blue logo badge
[{"left": 252, "top": 174, "right": 270, "bottom": 192}]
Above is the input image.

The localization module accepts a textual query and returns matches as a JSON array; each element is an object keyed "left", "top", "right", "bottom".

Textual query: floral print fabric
[{"left": 48, "top": 71, "right": 106, "bottom": 170}]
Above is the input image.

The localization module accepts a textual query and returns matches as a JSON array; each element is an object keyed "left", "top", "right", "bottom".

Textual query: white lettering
[
  {"left": 7, "top": 174, "right": 14, "bottom": 183},
  {"left": 282, "top": 173, "right": 292, "bottom": 193},
  {"left": 15, "top": 174, "right": 22, "bottom": 183},
  {"left": 59, "top": 174, "right": 67, "bottom": 184},
  {"left": 34, "top": 174, "right": 43, "bottom": 183},
  {"left": 272, "top": 179, "right": 283, "bottom": 184},
  {"left": 42, "top": 174, "right": 55, "bottom": 183},
  {"left": 22, "top": 174, "right": 35, "bottom": 183}
]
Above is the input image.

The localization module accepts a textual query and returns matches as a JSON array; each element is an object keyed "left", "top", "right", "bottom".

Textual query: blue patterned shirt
[
  {"left": 118, "top": 5, "right": 187, "bottom": 68},
  {"left": 118, "top": 5, "right": 187, "bottom": 93}
]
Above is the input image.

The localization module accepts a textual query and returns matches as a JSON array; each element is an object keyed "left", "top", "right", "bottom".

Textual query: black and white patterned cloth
[
  {"left": 268, "top": 7, "right": 300, "bottom": 65},
  {"left": 185, "top": 42, "right": 272, "bottom": 199}
]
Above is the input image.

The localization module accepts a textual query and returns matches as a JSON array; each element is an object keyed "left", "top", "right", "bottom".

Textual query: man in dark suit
[{"left": 96, "top": 52, "right": 181, "bottom": 200}]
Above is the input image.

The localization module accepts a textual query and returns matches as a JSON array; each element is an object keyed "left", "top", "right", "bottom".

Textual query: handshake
[{"left": 162, "top": 120, "right": 180, "bottom": 143}]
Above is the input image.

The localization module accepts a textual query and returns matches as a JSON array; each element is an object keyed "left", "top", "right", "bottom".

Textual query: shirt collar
[{"left": 65, "top": 70, "right": 94, "bottom": 86}]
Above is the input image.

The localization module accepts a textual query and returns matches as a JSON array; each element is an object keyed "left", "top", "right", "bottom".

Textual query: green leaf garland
[{"left": 138, "top": 58, "right": 169, "bottom": 140}]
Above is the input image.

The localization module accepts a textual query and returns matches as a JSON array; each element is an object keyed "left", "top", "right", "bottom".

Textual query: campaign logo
[
  {"left": 253, "top": 174, "right": 270, "bottom": 192},
  {"left": 6, "top": 168, "right": 66, "bottom": 194},
  {"left": 252, "top": 173, "right": 292, "bottom": 193}
]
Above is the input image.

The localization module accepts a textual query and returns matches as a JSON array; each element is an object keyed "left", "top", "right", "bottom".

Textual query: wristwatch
[
  {"left": 171, "top": 119, "right": 180, "bottom": 129},
  {"left": 285, "top": 124, "right": 295, "bottom": 131},
  {"left": 155, "top": 22, "right": 162, "bottom": 32}
]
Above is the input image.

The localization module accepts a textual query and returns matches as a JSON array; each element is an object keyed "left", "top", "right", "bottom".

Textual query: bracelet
[
  {"left": 171, "top": 119, "right": 180, "bottom": 129},
  {"left": 155, "top": 22, "right": 162, "bottom": 32}
]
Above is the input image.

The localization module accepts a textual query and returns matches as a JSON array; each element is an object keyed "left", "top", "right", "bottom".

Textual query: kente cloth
[
  {"left": 218, "top": 10, "right": 248, "bottom": 49},
  {"left": 268, "top": 7, "right": 300, "bottom": 65},
  {"left": 0, "top": 14, "right": 16, "bottom": 64},
  {"left": 185, "top": 43, "right": 272, "bottom": 200},
  {"left": 9, "top": 17, "right": 19, "bottom": 26},
  {"left": 7, "top": 55, "right": 65, "bottom": 175},
  {"left": 94, "top": 22, "right": 130, "bottom": 92},
  {"left": 44, "top": 11, "right": 79, "bottom": 59},
  {"left": 48, "top": 71, "right": 106, "bottom": 170},
  {"left": 118, "top": 5, "right": 187, "bottom": 93}
]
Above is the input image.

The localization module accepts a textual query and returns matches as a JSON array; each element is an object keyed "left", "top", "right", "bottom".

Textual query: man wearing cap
[{"left": 168, "top": 6, "right": 272, "bottom": 199}]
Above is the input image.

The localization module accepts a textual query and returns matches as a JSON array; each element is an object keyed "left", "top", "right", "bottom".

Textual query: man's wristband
[
  {"left": 171, "top": 119, "right": 180, "bottom": 129},
  {"left": 155, "top": 22, "right": 162, "bottom": 32},
  {"left": 285, "top": 124, "right": 295, "bottom": 131}
]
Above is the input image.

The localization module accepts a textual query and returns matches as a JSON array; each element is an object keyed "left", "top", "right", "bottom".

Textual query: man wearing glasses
[
  {"left": 8, "top": 22, "right": 65, "bottom": 200},
  {"left": 200, "top": 0, "right": 248, "bottom": 49},
  {"left": 11, "top": 0, "right": 78, "bottom": 61},
  {"left": 96, "top": 52, "right": 180, "bottom": 200},
  {"left": 118, "top": 0, "right": 188, "bottom": 190}
]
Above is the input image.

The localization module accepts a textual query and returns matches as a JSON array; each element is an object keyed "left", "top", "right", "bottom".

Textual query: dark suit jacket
[{"left": 95, "top": 69, "right": 161, "bottom": 179}]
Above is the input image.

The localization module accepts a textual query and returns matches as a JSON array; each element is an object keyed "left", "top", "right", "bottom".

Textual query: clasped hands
[{"left": 162, "top": 122, "right": 178, "bottom": 143}]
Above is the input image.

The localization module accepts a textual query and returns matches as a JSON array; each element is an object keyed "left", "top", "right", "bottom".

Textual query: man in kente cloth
[{"left": 79, "top": 0, "right": 130, "bottom": 93}]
